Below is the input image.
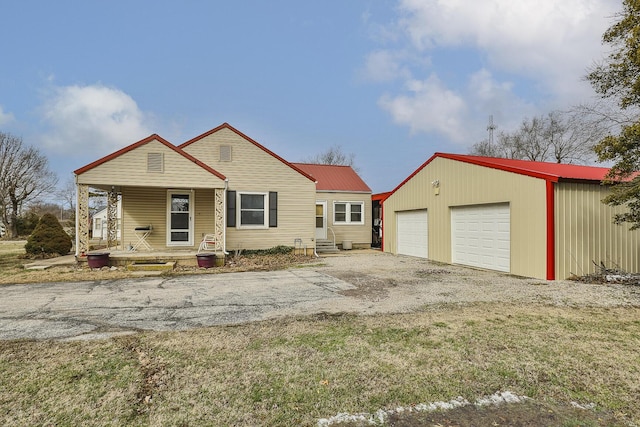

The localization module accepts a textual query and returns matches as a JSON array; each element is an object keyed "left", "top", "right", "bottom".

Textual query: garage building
[{"left": 382, "top": 153, "right": 640, "bottom": 280}]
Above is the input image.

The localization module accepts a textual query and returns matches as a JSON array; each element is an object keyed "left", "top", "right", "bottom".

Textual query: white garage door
[
  {"left": 397, "top": 210, "right": 428, "bottom": 258},
  {"left": 451, "top": 204, "right": 510, "bottom": 272}
]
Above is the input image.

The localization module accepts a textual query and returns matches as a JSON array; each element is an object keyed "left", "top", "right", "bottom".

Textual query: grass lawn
[{"left": 1, "top": 304, "right": 639, "bottom": 426}]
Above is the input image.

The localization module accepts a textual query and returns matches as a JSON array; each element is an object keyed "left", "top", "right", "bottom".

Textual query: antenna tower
[{"left": 487, "top": 115, "right": 496, "bottom": 145}]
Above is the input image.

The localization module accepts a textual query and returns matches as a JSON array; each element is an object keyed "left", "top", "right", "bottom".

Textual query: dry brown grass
[{"left": 1, "top": 303, "right": 639, "bottom": 426}]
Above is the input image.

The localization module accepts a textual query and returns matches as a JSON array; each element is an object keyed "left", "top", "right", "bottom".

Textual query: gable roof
[
  {"left": 389, "top": 152, "right": 612, "bottom": 198},
  {"left": 179, "top": 122, "right": 317, "bottom": 183},
  {"left": 291, "top": 163, "right": 371, "bottom": 193},
  {"left": 74, "top": 134, "right": 227, "bottom": 180}
]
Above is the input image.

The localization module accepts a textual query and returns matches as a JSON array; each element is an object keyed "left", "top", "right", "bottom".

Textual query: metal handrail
[{"left": 327, "top": 227, "right": 336, "bottom": 248}]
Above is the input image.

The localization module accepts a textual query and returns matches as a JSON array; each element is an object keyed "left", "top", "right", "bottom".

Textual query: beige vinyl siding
[
  {"left": 121, "top": 187, "right": 167, "bottom": 250},
  {"left": 319, "top": 192, "right": 372, "bottom": 248},
  {"left": 77, "top": 139, "right": 225, "bottom": 189},
  {"left": 121, "top": 187, "right": 218, "bottom": 250},
  {"left": 555, "top": 182, "right": 640, "bottom": 279},
  {"left": 182, "top": 128, "right": 315, "bottom": 250},
  {"left": 383, "top": 157, "right": 548, "bottom": 279}
]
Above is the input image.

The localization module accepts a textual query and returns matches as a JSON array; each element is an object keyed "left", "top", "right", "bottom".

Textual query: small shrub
[
  {"left": 25, "top": 213, "right": 72, "bottom": 256},
  {"left": 241, "top": 245, "right": 294, "bottom": 256}
]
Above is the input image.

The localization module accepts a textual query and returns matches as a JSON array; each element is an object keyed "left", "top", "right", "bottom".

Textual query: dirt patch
[{"left": 382, "top": 400, "right": 624, "bottom": 427}]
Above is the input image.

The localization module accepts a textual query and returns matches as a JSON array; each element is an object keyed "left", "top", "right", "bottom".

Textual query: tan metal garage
[{"left": 382, "top": 153, "right": 640, "bottom": 280}]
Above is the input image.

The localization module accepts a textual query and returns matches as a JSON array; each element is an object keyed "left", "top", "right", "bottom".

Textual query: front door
[
  {"left": 167, "top": 191, "right": 193, "bottom": 246},
  {"left": 315, "top": 201, "right": 327, "bottom": 239}
]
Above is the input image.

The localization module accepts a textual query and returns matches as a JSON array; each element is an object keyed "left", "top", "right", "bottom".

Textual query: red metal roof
[
  {"left": 292, "top": 163, "right": 371, "bottom": 193},
  {"left": 74, "top": 134, "right": 226, "bottom": 180},
  {"left": 388, "top": 152, "right": 614, "bottom": 200},
  {"left": 179, "top": 123, "right": 317, "bottom": 183},
  {"left": 440, "top": 153, "right": 611, "bottom": 182}
]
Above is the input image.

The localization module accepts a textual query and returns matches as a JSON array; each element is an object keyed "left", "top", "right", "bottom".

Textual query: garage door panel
[
  {"left": 451, "top": 204, "right": 510, "bottom": 273},
  {"left": 397, "top": 210, "right": 428, "bottom": 258}
]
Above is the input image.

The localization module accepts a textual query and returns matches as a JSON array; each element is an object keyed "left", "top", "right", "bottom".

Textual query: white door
[
  {"left": 167, "top": 191, "right": 194, "bottom": 246},
  {"left": 451, "top": 203, "right": 510, "bottom": 272},
  {"left": 396, "top": 210, "right": 428, "bottom": 258},
  {"left": 315, "top": 201, "right": 327, "bottom": 239}
]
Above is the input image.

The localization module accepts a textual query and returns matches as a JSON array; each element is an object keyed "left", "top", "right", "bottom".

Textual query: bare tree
[
  {"left": 470, "top": 111, "right": 603, "bottom": 164},
  {"left": 303, "top": 145, "right": 356, "bottom": 168},
  {"left": 0, "top": 132, "right": 58, "bottom": 237}
]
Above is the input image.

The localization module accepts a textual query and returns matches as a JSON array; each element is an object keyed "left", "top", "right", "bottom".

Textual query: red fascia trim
[
  {"left": 74, "top": 134, "right": 161, "bottom": 175},
  {"left": 74, "top": 134, "right": 227, "bottom": 181},
  {"left": 179, "top": 122, "right": 317, "bottom": 183},
  {"left": 546, "top": 180, "right": 555, "bottom": 280},
  {"left": 438, "top": 153, "right": 562, "bottom": 182}
]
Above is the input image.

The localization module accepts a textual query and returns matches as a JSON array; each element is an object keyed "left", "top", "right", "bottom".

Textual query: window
[
  {"left": 333, "top": 201, "right": 364, "bottom": 225},
  {"left": 228, "top": 191, "right": 277, "bottom": 228},
  {"left": 240, "top": 193, "right": 266, "bottom": 227}
]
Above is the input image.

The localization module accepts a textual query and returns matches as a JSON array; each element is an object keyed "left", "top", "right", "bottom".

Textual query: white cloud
[
  {"left": 0, "top": 105, "right": 15, "bottom": 126},
  {"left": 40, "top": 84, "right": 153, "bottom": 156},
  {"left": 361, "top": 50, "right": 414, "bottom": 83},
  {"left": 367, "top": 0, "right": 620, "bottom": 145},
  {"left": 378, "top": 74, "right": 467, "bottom": 141},
  {"left": 396, "top": 0, "right": 619, "bottom": 100}
]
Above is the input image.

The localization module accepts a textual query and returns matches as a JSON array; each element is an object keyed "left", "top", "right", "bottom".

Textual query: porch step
[
  {"left": 316, "top": 239, "right": 340, "bottom": 253},
  {"left": 127, "top": 261, "right": 176, "bottom": 272}
]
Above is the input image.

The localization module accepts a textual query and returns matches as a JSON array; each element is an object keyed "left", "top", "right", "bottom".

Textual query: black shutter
[
  {"left": 269, "top": 192, "right": 277, "bottom": 227},
  {"left": 227, "top": 190, "right": 236, "bottom": 227}
]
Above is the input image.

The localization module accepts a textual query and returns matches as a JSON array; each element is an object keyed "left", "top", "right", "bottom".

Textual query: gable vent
[
  {"left": 220, "top": 145, "right": 232, "bottom": 162},
  {"left": 147, "top": 152, "right": 164, "bottom": 173}
]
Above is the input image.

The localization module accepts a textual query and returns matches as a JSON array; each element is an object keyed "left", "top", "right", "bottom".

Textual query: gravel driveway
[{"left": 1, "top": 251, "right": 638, "bottom": 341}]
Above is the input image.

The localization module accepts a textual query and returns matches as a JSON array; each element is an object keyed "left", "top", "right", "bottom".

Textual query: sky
[{"left": 0, "top": 0, "right": 623, "bottom": 195}]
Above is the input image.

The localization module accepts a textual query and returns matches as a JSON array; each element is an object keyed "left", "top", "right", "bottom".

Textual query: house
[
  {"left": 382, "top": 153, "right": 640, "bottom": 280},
  {"left": 91, "top": 199, "right": 121, "bottom": 240},
  {"left": 74, "top": 123, "right": 317, "bottom": 258},
  {"left": 292, "top": 163, "right": 372, "bottom": 250}
]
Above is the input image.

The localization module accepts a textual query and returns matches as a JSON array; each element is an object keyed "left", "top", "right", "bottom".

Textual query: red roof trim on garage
[
  {"left": 179, "top": 122, "right": 317, "bottom": 183},
  {"left": 74, "top": 134, "right": 227, "bottom": 180}
]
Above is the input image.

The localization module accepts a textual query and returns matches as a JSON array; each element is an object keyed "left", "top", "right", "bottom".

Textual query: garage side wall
[
  {"left": 555, "top": 182, "right": 640, "bottom": 279},
  {"left": 383, "top": 157, "right": 548, "bottom": 279}
]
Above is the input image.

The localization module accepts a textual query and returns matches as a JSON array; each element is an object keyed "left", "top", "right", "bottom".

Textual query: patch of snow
[
  {"left": 317, "top": 391, "right": 525, "bottom": 426},
  {"left": 570, "top": 401, "right": 596, "bottom": 410}
]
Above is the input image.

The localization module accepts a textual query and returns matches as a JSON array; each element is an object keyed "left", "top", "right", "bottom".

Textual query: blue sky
[{"left": 0, "top": 0, "right": 621, "bottom": 194}]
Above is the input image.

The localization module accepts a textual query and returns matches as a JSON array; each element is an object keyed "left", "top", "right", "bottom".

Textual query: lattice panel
[
  {"left": 215, "top": 188, "right": 225, "bottom": 251},
  {"left": 107, "top": 190, "right": 118, "bottom": 249},
  {"left": 77, "top": 184, "right": 89, "bottom": 255}
]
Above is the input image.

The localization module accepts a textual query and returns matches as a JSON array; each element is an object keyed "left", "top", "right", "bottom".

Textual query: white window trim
[
  {"left": 333, "top": 201, "right": 365, "bottom": 225},
  {"left": 237, "top": 191, "right": 269, "bottom": 229},
  {"left": 166, "top": 190, "right": 194, "bottom": 246}
]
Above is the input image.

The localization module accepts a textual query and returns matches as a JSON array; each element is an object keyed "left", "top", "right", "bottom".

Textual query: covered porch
[
  {"left": 75, "top": 183, "right": 227, "bottom": 262},
  {"left": 73, "top": 133, "right": 229, "bottom": 262}
]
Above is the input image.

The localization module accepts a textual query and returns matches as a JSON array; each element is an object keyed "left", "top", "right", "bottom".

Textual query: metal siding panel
[{"left": 555, "top": 182, "right": 640, "bottom": 279}]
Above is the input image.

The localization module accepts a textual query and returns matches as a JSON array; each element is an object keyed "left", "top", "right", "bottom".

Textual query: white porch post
[{"left": 76, "top": 183, "right": 89, "bottom": 256}]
